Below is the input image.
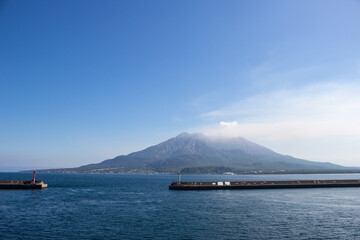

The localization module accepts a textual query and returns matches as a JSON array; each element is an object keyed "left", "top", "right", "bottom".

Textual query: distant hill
[{"left": 35, "top": 132, "right": 357, "bottom": 174}]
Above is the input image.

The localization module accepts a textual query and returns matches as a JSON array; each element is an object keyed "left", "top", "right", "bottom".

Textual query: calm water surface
[{"left": 1, "top": 173, "right": 360, "bottom": 239}]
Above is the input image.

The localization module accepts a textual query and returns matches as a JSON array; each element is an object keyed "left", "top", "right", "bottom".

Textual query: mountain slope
[{"left": 45, "top": 132, "right": 348, "bottom": 174}]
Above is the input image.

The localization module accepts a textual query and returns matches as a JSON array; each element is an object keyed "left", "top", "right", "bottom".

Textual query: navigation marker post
[{"left": 33, "top": 170, "right": 36, "bottom": 184}]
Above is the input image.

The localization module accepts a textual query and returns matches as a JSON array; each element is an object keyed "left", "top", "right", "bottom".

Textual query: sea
[{"left": 1, "top": 173, "right": 360, "bottom": 240}]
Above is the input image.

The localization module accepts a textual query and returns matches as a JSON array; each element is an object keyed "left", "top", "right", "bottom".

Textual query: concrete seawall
[
  {"left": 169, "top": 179, "right": 360, "bottom": 190},
  {"left": 0, "top": 180, "right": 48, "bottom": 189}
]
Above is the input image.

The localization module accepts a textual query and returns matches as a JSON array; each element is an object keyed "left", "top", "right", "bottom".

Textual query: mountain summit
[{"left": 41, "top": 132, "right": 348, "bottom": 174}]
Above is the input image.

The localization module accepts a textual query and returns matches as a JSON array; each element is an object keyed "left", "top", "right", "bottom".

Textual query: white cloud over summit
[{"left": 219, "top": 121, "right": 238, "bottom": 127}]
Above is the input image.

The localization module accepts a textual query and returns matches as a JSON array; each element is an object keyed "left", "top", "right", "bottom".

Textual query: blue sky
[{"left": 1, "top": 0, "right": 360, "bottom": 171}]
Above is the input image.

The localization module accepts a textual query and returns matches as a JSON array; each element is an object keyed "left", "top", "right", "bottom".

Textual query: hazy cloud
[
  {"left": 202, "top": 81, "right": 360, "bottom": 139},
  {"left": 198, "top": 81, "right": 360, "bottom": 165}
]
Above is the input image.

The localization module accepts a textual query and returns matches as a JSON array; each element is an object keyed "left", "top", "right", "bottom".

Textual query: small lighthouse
[{"left": 32, "top": 170, "right": 36, "bottom": 184}]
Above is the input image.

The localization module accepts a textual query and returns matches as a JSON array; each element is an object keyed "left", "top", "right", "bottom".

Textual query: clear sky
[{"left": 1, "top": 0, "right": 360, "bottom": 171}]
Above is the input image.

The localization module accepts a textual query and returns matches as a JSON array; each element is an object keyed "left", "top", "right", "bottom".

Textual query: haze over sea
[{"left": 1, "top": 173, "right": 360, "bottom": 239}]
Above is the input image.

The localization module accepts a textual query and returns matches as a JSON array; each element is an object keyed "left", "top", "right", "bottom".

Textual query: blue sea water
[{"left": 1, "top": 173, "right": 360, "bottom": 239}]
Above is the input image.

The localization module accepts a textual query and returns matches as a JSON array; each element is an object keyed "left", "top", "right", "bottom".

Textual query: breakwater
[{"left": 169, "top": 179, "right": 360, "bottom": 190}]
